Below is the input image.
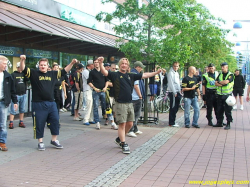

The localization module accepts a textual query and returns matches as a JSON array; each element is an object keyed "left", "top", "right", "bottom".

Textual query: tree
[{"left": 96, "top": 0, "right": 235, "bottom": 121}]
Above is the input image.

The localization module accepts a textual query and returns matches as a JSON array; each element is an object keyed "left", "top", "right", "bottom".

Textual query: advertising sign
[
  {"left": 0, "top": 45, "right": 23, "bottom": 56},
  {"left": 2, "top": 0, "right": 60, "bottom": 18},
  {"left": 60, "top": 4, "right": 97, "bottom": 29},
  {"left": 25, "top": 49, "right": 58, "bottom": 59}
]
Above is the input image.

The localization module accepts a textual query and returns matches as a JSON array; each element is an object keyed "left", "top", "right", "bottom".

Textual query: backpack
[{"left": 69, "top": 74, "right": 74, "bottom": 86}]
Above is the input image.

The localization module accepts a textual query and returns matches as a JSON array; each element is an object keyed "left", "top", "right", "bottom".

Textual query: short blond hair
[
  {"left": 118, "top": 58, "right": 130, "bottom": 68},
  {"left": 0, "top": 55, "right": 8, "bottom": 64}
]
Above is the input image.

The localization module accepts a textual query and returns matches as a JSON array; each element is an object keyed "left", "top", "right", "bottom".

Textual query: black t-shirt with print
[
  {"left": 182, "top": 76, "right": 199, "bottom": 98},
  {"left": 23, "top": 67, "right": 67, "bottom": 102},
  {"left": 107, "top": 71, "right": 142, "bottom": 103},
  {"left": 72, "top": 71, "right": 83, "bottom": 92},
  {"left": 11, "top": 71, "right": 29, "bottom": 95}
]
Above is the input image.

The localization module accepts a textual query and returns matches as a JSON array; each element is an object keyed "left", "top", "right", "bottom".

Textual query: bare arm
[
  {"left": 215, "top": 81, "right": 223, "bottom": 87},
  {"left": 218, "top": 80, "right": 229, "bottom": 85},
  {"left": 134, "top": 84, "right": 142, "bottom": 98},
  {"left": 64, "top": 59, "right": 77, "bottom": 73},
  {"left": 75, "top": 82, "right": 80, "bottom": 92},
  {"left": 202, "top": 85, "right": 206, "bottom": 95},
  {"left": 182, "top": 85, "right": 196, "bottom": 92},
  {"left": 88, "top": 82, "right": 101, "bottom": 92},
  {"left": 142, "top": 69, "right": 161, "bottom": 79},
  {"left": 98, "top": 57, "right": 108, "bottom": 76},
  {"left": 19, "top": 55, "right": 26, "bottom": 71},
  {"left": 246, "top": 85, "right": 250, "bottom": 102},
  {"left": 103, "top": 81, "right": 109, "bottom": 92},
  {"left": 62, "top": 81, "right": 67, "bottom": 99}
]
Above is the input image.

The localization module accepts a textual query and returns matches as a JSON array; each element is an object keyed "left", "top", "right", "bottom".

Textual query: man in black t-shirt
[
  {"left": 182, "top": 66, "right": 201, "bottom": 128},
  {"left": 9, "top": 62, "right": 29, "bottom": 129},
  {"left": 233, "top": 69, "right": 245, "bottom": 110},
  {"left": 99, "top": 57, "right": 161, "bottom": 154},
  {"left": 88, "top": 59, "right": 109, "bottom": 129},
  {"left": 20, "top": 55, "right": 77, "bottom": 151}
]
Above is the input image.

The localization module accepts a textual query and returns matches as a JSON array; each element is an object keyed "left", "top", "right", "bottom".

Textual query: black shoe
[
  {"left": 122, "top": 143, "right": 130, "bottom": 154},
  {"left": 114, "top": 137, "right": 122, "bottom": 148},
  {"left": 70, "top": 114, "right": 74, "bottom": 116},
  {"left": 192, "top": 125, "right": 200, "bottom": 128},
  {"left": 223, "top": 123, "right": 227, "bottom": 126},
  {"left": 38, "top": 142, "right": 45, "bottom": 151},
  {"left": 202, "top": 104, "right": 207, "bottom": 108},
  {"left": 213, "top": 123, "right": 223, "bottom": 127},
  {"left": 50, "top": 140, "right": 63, "bottom": 149},
  {"left": 185, "top": 125, "right": 190, "bottom": 128},
  {"left": 224, "top": 122, "right": 230, "bottom": 130},
  {"left": 208, "top": 121, "right": 214, "bottom": 126}
]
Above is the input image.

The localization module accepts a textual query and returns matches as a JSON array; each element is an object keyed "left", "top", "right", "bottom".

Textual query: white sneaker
[
  {"left": 171, "top": 124, "right": 179, "bottom": 127},
  {"left": 59, "top": 109, "right": 64, "bottom": 112},
  {"left": 127, "top": 132, "right": 137, "bottom": 137},
  {"left": 96, "top": 122, "right": 100, "bottom": 130},
  {"left": 135, "top": 130, "right": 143, "bottom": 135},
  {"left": 233, "top": 105, "right": 237, "bottom": 110},
  {"left": 62, "top": 108, "right": 67, "bottom": 112},
  {"left": 240, "top": 105, "right": 244, "bottom": 110},
  {"left": 111, "top": 122, "right": 118, "bottom": 130},
  {"left": 73, "top": 117, "right": 82, "bottom": 121}
]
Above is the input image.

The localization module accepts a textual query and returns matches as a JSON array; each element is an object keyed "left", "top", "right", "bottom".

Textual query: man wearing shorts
[
  {"left": 99, "top": 57, "right": 161, "bottom": 154},
  {"left": 20, "top": 55, "right": 77, "bottom": 151},
  {"left": 233, "top": 69, "right": 245, "bottom": 110},
  {"left": 72, "top": 63, "right": 84, "bottom": 121},
  {"left": 9, "top": 62, "right": 29, "bottom": 129}
]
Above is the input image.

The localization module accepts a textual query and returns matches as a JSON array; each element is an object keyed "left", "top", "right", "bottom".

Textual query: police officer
[
  {"left": 214, "top": 62, "right": 234, "bottom": 130},
  {"left": 202, "top": 63, "right": 218, "bottom": 126}
]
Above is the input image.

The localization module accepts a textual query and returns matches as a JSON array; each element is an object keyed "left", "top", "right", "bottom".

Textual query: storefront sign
[
  {"left": 0, "top": 45, "right": 23, "bottom": 56},
  {"left": 2, "top": 0, "right": 60, "bottom": 18},
  {"left": 25, "top": 49, "right": 58, "bottom": 59},
  {"left": 60, "top": 4, "right": 97, "bottom": 29}
]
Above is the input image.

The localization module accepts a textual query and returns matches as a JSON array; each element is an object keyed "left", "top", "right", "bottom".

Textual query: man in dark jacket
[
  {"left": 0, "top": 55, "right": 18, "bottom": 151},
  {"left": 233, "top": 69, "right": 245, "bottom": 110}
]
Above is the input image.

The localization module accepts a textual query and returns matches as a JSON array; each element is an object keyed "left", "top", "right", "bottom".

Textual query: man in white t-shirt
[{"left": 82, "top": 60, "right": 95, "bottom": 125}]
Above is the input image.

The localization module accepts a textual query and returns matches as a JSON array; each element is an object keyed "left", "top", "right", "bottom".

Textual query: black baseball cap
[
  {"left": 76, "top": 63, "right": 84, "bottom": 69},
  {"left": 208, "top": 63, "right": 215, "bottom": 67},
  {"left": 104, "top": 63, "right": 111, "bottom": 67},
  {"left": 220, "top": 62, "right": 228, "bottom": 66}
]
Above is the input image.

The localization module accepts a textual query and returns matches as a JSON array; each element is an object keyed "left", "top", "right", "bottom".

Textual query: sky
[{"left": 196, "top": 0, "right": 250, "bottom": 54}]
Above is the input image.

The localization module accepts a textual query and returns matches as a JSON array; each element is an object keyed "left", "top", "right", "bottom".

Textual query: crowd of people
[{"left": 0, "top": 54, "right": 249, "bottom": 154}]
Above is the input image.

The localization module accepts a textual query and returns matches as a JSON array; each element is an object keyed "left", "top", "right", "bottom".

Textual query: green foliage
[{"left": 96, "top": 0, "right": 234, "bottom": 69}]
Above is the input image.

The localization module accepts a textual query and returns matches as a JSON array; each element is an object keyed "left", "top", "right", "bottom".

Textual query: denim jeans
[
  {"left": 0, "top": 101, "right": 8, "bottom": 143},
  {"left": 10, "top": 94, "right": 27, "bottom": 114},
  {"left": 184, "top": 97, "right": 200, "bottom": 126},
  {"left": 92, "top": 91, "right": 106, "bottom": 123},
  {"left": 129, "top": 99, "right": 142, "bottom": 133}
]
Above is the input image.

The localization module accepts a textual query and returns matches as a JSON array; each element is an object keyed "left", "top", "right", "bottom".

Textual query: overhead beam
[
  {"left": 7, "top": 33, "right": 47, "bottom": 42},
  {"left": 43, "top": 39, "right": 76, "bottom": 47}
]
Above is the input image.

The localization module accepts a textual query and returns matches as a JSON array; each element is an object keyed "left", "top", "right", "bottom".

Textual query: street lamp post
[{"left": 233, "top": 21, "right": 250, "bottom": 81}]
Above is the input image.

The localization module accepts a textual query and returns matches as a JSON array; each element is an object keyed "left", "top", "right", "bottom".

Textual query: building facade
[{"left": 0, "top": 0, "right": 125, "bottom": 71}]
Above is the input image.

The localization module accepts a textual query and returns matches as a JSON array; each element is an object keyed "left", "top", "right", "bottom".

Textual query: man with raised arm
[
  {"left": 98, "top": 57, "right": 161, "bottom": 154},
  {"left": 19, "top": 55, "right": 77, "bottom": 151}
]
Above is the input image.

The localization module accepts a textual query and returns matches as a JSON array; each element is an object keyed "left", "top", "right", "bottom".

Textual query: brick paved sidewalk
[
  {"left": 1, "top": 100, "right": 250, "bottom": 187},
  {"left": 0, "top": 107, "right": 178, "bottom": 187},
  {"left": 120, "top": 102, "right": 250, "bottom": 187}
]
